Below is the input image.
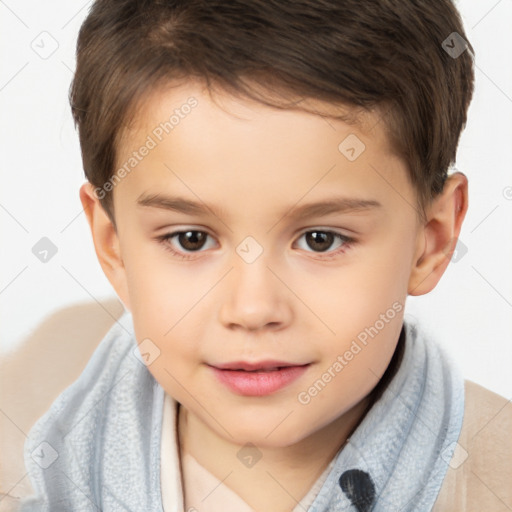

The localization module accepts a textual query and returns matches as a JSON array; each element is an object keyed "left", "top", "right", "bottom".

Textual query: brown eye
[
  {"left": 157, "top": 229, "right": 216, "bottom": 260},
  {"left": 305, "top": 231, "right": 335, "bottom": 252},
  {"left": 294, "top": 230, "right": 353, "bottom": 256},
  {"left": 177, "top": 231, "right": 208, "bottom": 251}
]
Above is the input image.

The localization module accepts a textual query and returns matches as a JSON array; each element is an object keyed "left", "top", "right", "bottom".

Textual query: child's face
[{"left": 107, "top": 81, "right": 426, "bottom": 447}]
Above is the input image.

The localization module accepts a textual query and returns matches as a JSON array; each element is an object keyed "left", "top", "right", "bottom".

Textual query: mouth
[
  {"left": 208, "top": 360, "right": 311, "bottom": 396},
  {"left": 213, "top": 360, "right": 306, "bottom": 371}
]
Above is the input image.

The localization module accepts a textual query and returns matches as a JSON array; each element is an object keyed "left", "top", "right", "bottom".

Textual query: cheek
[
  {"left": 122, "top": 241, "right": 213, "bottom": 374},
  {"left": 122, "top": 240, "right": 196, "bottom": 331},
  {"left": 299, "top": 258, "right": 406, "bottom": 348},
  {"left": 299, "top": 242, "right": 408, "bottom": 394}
]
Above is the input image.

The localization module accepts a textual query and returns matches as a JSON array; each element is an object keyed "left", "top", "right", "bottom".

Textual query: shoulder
[
  {"left": 0, "top": 302, "right": 126, "bottom": 506},
  {"left": 433, "top": 380, "right": 512, "bottom": 511}
]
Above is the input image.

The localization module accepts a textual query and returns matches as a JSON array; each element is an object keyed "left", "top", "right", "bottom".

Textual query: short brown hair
[{"left": 70, "top": 0, "right": 474, "bottom": 222}]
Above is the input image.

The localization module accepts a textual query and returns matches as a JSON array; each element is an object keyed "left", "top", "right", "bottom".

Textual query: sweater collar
[{"left": 21, "top": 316, "right": 463, "bottom": 512}]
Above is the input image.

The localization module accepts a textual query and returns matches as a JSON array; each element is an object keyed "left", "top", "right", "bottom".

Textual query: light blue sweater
[{"left": 20, "top": 313, "right": 464, "bottom": 511}]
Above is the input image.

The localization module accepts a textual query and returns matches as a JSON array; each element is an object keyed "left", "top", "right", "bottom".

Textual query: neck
[{"left": 178, "top": 395, "right": 372, "bottom": 512}]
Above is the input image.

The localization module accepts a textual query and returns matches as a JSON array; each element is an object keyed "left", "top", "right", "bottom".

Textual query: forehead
[
  {"left": 125, "top": 79, "right": 389, "bottom": 152},
  {"left": 113, "top": 80, "right": 416, "bottom": 222}
]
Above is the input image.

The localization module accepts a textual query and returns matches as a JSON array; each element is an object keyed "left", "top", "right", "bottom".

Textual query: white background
[{"left": 1, "top": 0, "right": 511, "bottom": 398}]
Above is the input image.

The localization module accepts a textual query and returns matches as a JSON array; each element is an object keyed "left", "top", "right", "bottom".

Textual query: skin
[{"left": 80, "top": 80, "right": 468, "bottom": 511}]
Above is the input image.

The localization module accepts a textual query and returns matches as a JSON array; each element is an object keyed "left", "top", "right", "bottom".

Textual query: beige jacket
[
  {"left": 1, "top": 305, "right": 511, "bottom": 511},
  {"left": 433, "top": 380, "right": 512, "bottom": 511}
]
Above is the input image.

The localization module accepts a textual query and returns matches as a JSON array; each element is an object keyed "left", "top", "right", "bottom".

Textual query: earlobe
[
  {"left": 408, "top": 172, "right": 468, "bottom": 296},
  {"left": 79, "top": 183, "right": 131, "bottom": 310}
]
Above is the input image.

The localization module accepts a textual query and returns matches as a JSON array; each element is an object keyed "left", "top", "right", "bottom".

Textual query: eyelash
[{"left": 155, "top": 229, "right": 356, "bottom": 261}]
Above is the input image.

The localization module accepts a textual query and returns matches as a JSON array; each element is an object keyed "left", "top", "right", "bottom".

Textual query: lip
[
  {"left": 208, "top": 361, "right": 311, "bottom": 396},
  {"left": 213, "top": 360, "right": 305, "bottom": 371}
]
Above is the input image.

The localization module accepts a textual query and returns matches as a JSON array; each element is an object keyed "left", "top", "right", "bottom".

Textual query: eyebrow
[{"left": 136, "top": 193, "right": 382, "bottom": 220}]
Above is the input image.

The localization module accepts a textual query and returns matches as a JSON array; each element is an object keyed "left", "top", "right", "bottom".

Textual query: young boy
[{"left": 17, "top": 0, "right": 511, "bottom": 511}]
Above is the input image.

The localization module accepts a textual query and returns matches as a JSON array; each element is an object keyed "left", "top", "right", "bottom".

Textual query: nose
[{"left": 218, "top": 255, "right": 293, "bottom": 333}]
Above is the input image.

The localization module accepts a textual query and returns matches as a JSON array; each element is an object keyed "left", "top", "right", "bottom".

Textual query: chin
[{"left": 225, "top": 421, "right": 312, "bottom": 449}]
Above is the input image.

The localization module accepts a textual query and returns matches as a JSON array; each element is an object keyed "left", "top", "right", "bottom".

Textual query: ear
[
  {"left": 408, "top": 172, "right": 468, "bottom": 296},
  {"left": 79, "top": 182, "right": 131, "bottom": 310}
]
